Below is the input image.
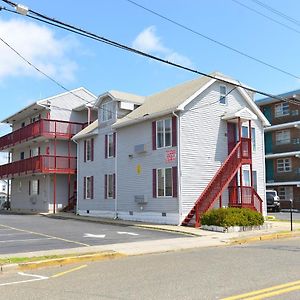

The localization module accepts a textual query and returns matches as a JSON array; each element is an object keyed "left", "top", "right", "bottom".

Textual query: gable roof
[
  {"left": 256, "top": 88, "right": 300, "bottom": 106},
  {"left": 113, "top": 72, "right": 270, "bottom": 128}
]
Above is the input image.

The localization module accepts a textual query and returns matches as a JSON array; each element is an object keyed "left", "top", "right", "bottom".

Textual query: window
[
  {"left": 277, "top": 158, "right": 292, "bottom": 173},
  {"left": 278, "top": 186, "right": 293, "bottom": 201},
  {"left": 242, "top": 170, "right": 250, "bottom": 186},
  {"left": 275, "top": 130, "right": 290, "bottom": 145},
  {"left": 275, "top": 102, "right": 289, "bottom": 117},
  {"left": 18, "top": 181, "right": 22, "bottom": 192},
  {"left": 157, "top": 168, "right": 173, "bottom": 197},
  {"left": 108, "top": 134, "right": 114, "bottom": 158},
  {"left": 31, "top": 147, "right": 39, "bottom": 157},
  {"left": 84, "top": 138, "right": 94, "bottom": 162},
  {"left": 29, "top": 179, "right": 39, "bottom": 196},
  {"left": 156, "top": 119, "right": 172, "bottom": 149},
  {"left": 252, "top": 170, "right": 257, "bottom": 191},
  {"left": 20, "top": 152, "right": 25, "bottom": 160},
  {"left": 242, "top": 126, "right": 248, "bottom": 138},
  {"left": 251, "top": 128, "right": 256, "bottom": 151},
  {"left": 85, "top": 176, "right": 93, "bottom": 199},
  {"left": 100, "top": 101, "right": 114, "bottom": 122},
  {"left": 219, "top": 85, "right": 227, "bottom": 104},
  {"left": 105, "top": 174, "right": 115, "bottom": 199},
  {"left": 86, "top": 139, "right": 91, "bottom": 161}
]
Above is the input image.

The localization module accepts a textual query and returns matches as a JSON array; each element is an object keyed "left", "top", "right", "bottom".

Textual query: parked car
[{"left": 266, "top": 190, "right": 280, "bottom": 212}]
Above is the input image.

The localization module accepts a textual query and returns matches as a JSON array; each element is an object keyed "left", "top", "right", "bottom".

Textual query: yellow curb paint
[
  {"left": 259, "top": 234, "right": 277, "bottom": 241},
  {"left": 18, "top": 252, "right": 125, "bottom": 270},
  {"left": 51, "top": 264, "right": 87, "bottom": 278},
  {"left": 0, "top": 224, "right": 90, "bottom": 247},
  {"left": 222, "top": 279, "right": 300, "bottom": 300}
]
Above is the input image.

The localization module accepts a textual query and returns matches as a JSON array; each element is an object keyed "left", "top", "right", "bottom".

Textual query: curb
[
  {"left": 231, "top": 231, "right": 300, "bottom": 245},
  {"left": 1, "top": 251, "right": 125, "bottom": 272}
]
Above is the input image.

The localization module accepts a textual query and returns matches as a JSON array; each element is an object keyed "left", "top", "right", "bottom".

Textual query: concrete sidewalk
[{"left": 1, "top": 212, "right": 300, "bottom": 272}]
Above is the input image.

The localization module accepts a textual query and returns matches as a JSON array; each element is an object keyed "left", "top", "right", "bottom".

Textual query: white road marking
[
  {"left": 83, "top": 233, "right": 106, "bottom": 238},
  {"left": 0, "top": 272, "right": 48, "bottom": 287},
  {"left": 0, "top": 232, "right": 32, "bottom": 236},
  {"left": 117, "top": 231, "right": 139, "bottom": 236},
  {"left": 0, "top": 237, "right": 54, "bottom": 243}
]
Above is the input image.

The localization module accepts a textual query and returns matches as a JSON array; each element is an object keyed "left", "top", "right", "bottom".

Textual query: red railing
[
  {"left": 0, "top": 119, "right": 85, "bottom": 150},
  {"left": 228, "top": 186, "right": 263, "bottom": 213},
  {"left": 182, "top": 138, "right": 252, "bottom": 227},
  {"left": 0, "top": 155, "right": 77, "bottom": 178}
]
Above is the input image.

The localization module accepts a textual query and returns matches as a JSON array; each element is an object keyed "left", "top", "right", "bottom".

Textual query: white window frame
[
  {"left": 107, "top": 133, "right": 114, "bottom": 158},
  {"left": 156, "top": 118, "right": 172, "bottom": 149},
  {"left": 278, "top": 186, "right": 293, "bottom": 201},
  {"left": 275, "top": 102, "right": 289, "bottom": 117},
  {"left": 106, "top": 174, "right": 114, "bottom": 199},
  {"left": 157, "top": 168, "right": 173, "bottom": 198},
  {"left": 219, "top": 85, "right": 227, "bottom": 105},
  {"left": 31, "top": 179, "right": 39, "bottom": 195},
  {"left": 100, "top": 101, "right": 114, "bottom": 122},
  {"left": 86, "top": 139, "right": 92, "bottom": 161},
  {"left": 275, "top": 130, "right": 291, "bottom": 145},
  {"left": 85, "top": 176, "right": 92, "bottom": 200},
  {"left": 277, "top": 158, "right": 292, "bottom": 173},
  {"left": 242, "top": 169, "right": 251, "bottom": 186}
]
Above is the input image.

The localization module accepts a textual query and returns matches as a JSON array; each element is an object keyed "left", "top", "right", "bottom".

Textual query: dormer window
[
  {"left": 219, "top": 85, "right": 227, "bottom": 104},
  {"left": 100, "top": 101, "right": 114, "bottom": 122}
]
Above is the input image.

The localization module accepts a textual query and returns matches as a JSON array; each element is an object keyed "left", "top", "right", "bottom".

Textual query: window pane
[
  {"left": 219, "top": 86, "right": 226, "bottom": 104},
  {"left": 108, "top": 175, "right": 113, "bottom": 198},
  {"left": 157, "top": 120, "right": 164, "bottom": 148},
  {"left": 242, "top": 126, "right": 248, "bottom": 138},
  {"left": 251, "top": 128, "right": 256, "bottom": 151},
  {"left": 86, "top": 140, "right": 91, "bottom": 160},
  {"left": 157, "top": 169, "right": 164, "bottom": 197},
  {"left": 165, "top": 119, "right": 172, "bottom": 147},
  {"left": 108, "top": 134, "right": 114, "bottom": 157},
  {"left": 165, "top": 168, "right": 173, "bottom": 196},
  {"left": 32, "top": 180, "right": 38, "bottom": 195},
  {"left": 86, "top": 177, "right": 91, "bottom": 199},
  {"left": 243, "top": 170, "right": 250, "bottom": 186}
]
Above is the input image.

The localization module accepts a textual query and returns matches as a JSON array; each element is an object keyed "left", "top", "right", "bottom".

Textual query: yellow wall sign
[{"left": 136, "top": 164, "right": 142, "bottom": 175}]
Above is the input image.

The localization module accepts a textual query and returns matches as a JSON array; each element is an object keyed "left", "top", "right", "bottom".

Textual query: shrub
[{"left": 201, "top": 208, "right": 264, "bottom": 228}]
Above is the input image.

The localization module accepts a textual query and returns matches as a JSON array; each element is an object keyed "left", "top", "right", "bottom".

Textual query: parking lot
[{"left": 0, "top": 213, "right": 186, "bottom": 255}]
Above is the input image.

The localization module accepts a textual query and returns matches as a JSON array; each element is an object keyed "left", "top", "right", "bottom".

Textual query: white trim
[
  {"left": 156, "top": 118, "right": 172, "bottom": 149},
  {"left": 266, "top": 181, "right": 300, "bottom": 186},
  {"left": 265, "top": 151, "right": 300, "bottom": 159},
  {"left": 265, "top": 120, "right": 300, "bottom": 132},
  {"left": 157, "top": 168, "right": 173, "bottom": 198}
]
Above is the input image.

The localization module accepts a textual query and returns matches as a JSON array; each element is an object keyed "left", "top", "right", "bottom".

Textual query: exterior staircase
[
  {"left": 62, "top": 194, "right": 77, "bottom": 212},
  {"left": 181, "top": 138, "right": 263, "bottom": 227}
]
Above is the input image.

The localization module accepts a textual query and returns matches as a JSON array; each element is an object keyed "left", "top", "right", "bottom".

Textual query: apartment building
[
  {"left": 257, "top": 90, "right": 300, "bottom": 209},
  {"left": 0, "top": 88, "right": 97, "bottom": 213},
  {"left": 74, "top": 73, "right": 269, "bottom": 226}
]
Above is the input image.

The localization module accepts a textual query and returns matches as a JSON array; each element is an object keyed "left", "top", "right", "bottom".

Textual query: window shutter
[
  {"left": 83, "top": 177, "right": 86, "bottom": 199},
  {"left": 172, "top": 166, "right": 178, "bottom": 198},
  {"left": 152, "top": 169, "right": 157, "bottom": 198},
  {"left": 84, "top": 140, "right": 87, "bottom": 162},
  {"left": 29, "top": 180, "right": 31, "bottom": 196},
  {"left": 172, "top": 116, "right": 177, "bottom": 147},
  {"left": 105, "top": 135, "right": 108, "bottom": 158},
  {"left": 113, "top": 173, "right": 116, "bottom": 199},
  {"left": 37, "top": 180, "right": 40, "bottom": 195},
  {"left": 104, "top": 175, "right": 107, "bottom": 199},
  {"left": 91, "top": 176, "right": 94, "bottom": 199},
  {"left": 113, "top": 132, "right": 116, "bottom": 157},
  {"left": 91, "top": 138, "right": 94, "bottom": 161},
  {"left": 152, "top": 121, "right": 156, "bottom": 150}
]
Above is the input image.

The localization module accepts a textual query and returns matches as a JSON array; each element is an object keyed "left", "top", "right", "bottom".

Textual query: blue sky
[{"left": 1, "top": 0, "right": 300, "bottom": 130}]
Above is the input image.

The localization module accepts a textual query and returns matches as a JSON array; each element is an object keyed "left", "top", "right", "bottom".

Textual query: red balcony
[
  {"left": 0, "top": 155, "right": 77, "bottom": 179},
  {"left": 0, "top": 119, "right": 85, "bottom": 150}
]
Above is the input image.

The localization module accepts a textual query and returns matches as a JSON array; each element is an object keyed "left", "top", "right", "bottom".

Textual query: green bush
[{"left": 201, "top": 208, "right": 264, "bottom": 228}]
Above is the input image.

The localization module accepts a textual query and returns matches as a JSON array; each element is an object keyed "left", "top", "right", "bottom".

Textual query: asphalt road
[
  {"left": 268, "top": 211, "right": 300, "bottom": 221},
  {"left": 0, "top": 213, "right": 186, "bottom": 255},
  {"left": 1, "top": 238, "right": 300, "bottom": 299}
]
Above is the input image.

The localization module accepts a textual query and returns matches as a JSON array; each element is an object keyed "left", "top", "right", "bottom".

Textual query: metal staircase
[{"left": 181, "top": 138, "right": 262, "bottom": 227}]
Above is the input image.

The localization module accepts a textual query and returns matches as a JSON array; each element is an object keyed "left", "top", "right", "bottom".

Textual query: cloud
[
  {"left": 0, "top": 19, "right": 78, "bottom": 82},
  {"left": 132, "top": 26, "right": 192, "bottom": 67}
]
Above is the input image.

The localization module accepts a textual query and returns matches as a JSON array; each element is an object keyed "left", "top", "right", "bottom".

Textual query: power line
[
  {"left": 232, "top": 0, "right": 300, "bottom": 35},
  {"left": 0, "top": 1, "right": 300, "bottom": 110},
  {"left": 124, "top": 0, "right": 300, "bottom": 81},
  {"left": 250, "top": 0, "right": 300, "bottom": 27}
]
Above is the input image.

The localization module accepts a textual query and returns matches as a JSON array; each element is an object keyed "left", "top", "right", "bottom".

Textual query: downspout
[
  {"left": 172, "top": 111, "right": 181, "bottom": 225},
  {"left": 73, "top": 138, "right": 80, "bottom": 215}
]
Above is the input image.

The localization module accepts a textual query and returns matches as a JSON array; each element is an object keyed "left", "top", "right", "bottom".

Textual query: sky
[{"left": 0, "top": 0, "right": 300, "bottom": 162}]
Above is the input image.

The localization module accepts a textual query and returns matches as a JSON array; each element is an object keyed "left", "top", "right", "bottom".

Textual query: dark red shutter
[
  {"left": 91, "top": 176, "right": 94, "bottom": 199},
  {"left": 152, "top": 121, "right": 156, "bottom": 150},
  {"left": 29, "top": 180, "right": 31, "bottom": 195},
  {"left": 83, "top": 177, "right": 86, "bottom": 199},
  {"left": 172, "top": 166, "right": 178, "bottom": 198},
  {"left": 104, "top": 175, "right": 107, "bottom": 199},
  {"left": 91, "top": 138, "right": 94, "bottom": 161},
  {"left": 105, "top": 135, "right": 108, "bottom": 158},
  {"left": 37, "top": 180, "right": 40, "bottom": 195},
  {"left": 113, "top": 132, "right": 116, "bottom": 157},
  {"left": 113, "top": 173, "right": 116, "bottom": 199},
  {"left": 84, "top": 140, "right": 87, "bottom": 162},
  {"left": 172, "top": 116, "right": 177, "bottom": 147},
  {"left": 152, "top": 169, "right": 157, "bottom": 198}
]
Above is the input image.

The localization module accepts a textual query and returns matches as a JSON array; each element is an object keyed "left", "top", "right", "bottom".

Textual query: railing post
[{"left": 195, "top": 204, "right": 200, "bottom": 228}]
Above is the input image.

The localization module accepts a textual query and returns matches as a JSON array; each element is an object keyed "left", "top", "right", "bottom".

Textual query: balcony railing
[
  {"left": 0, "top": 119, "right": 85, "bottom": 150},
  {"left": 0, "top": 155, "right": 77, "bottom": 178}
]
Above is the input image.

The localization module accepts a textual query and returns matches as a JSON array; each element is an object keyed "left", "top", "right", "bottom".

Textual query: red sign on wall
[{"left": 165, "top": 149, "right": 176, "bottom": 163}]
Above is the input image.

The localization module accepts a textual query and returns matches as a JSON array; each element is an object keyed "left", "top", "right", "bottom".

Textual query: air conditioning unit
[
  {"left": 134, "top": 195, "right": 148, "bottom": 204},
  {"left": 134, "top": 144, "right": 147, "bottom": 154}
]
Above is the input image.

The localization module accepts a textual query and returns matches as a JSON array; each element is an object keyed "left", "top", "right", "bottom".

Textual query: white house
[
  {"left": 73, "top": 73, "right": 270, "bottom": 226},
  {"left": 0, "top": 88, "right": 97, "bottom": 213}
]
